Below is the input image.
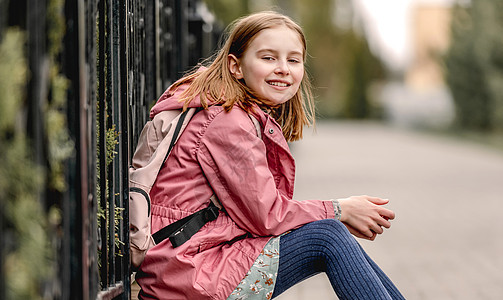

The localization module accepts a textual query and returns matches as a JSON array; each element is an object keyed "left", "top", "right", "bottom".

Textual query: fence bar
[
  {"left": 106, "top": 0, "right": 117, "bottom": 285},
  {"left": 85, "top": 0, "right": 100, "bottom": 298},
  {"left": 62, "top": 0, "right": 88, "bottom": 298},
  {"left": 98, "top": 0, "right": 109, "bottom": 290},
  {"left": 120, "top": 1, "right": 131, "bottom": 295},
  {"left": 109, "top": 1, "right": 123, "bottom": 284}
]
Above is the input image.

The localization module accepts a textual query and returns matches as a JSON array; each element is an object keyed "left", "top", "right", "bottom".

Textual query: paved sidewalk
[{"left": 276, "top": 121, "right": 503, "bottom": 300}]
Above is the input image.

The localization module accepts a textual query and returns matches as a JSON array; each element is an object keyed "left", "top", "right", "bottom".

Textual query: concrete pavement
[{"left": 276, "top": 121, "right": 503, "bottom": 300}]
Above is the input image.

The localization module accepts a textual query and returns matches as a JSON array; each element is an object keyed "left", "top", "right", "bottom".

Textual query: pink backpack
[
  {"left": 129, "top": 108, "right": 209, "bottom": 269},
  {"left": 129, "top": 107, "right": 261, "bottom": 270}
]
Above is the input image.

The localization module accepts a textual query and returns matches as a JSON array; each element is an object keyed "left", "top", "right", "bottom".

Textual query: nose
[{"left": 274, "top": 59, "right": 290, "bottom": 75}]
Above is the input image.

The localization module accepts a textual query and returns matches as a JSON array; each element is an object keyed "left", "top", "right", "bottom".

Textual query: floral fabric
[{"left": 227, "top": 236, "right": 280, "bottom": 300}]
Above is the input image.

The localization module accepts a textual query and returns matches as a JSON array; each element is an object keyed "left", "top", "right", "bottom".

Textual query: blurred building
[
  {"left": 406, "top": 4, "right": 452, "bottom": 90},
  {"left": 380, "top": 2, "right": 456, "bottom": 129}
]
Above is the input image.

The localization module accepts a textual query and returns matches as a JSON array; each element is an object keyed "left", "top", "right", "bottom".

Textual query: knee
[
  {"left": 305, "top": 219, "right": 358, "bottom": 249},
  {"left": 310, "top": 219, "right": 349, "bottom": 235},
  {"left": 281, "top": 219, "right": 360, "bottom": 267}
]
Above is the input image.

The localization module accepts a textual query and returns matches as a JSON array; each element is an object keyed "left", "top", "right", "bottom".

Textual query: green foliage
[
  {"left": 96, "top": 123, "right": 121, "bottom": 232},
  {"left": 96, "top": 122, "right": 124, "bottom": 285},
  {"left": 0, "top": 28, "right": 50, "bottom": 300},
  {"left": 204, "top": 0, "right": 250, "bottom": 25},
  {"left": 0, "top": 0, "right": 73, "bottom": 298},
  {"left": 47, "top": 0, "right": 66, "bottom": 58},
  {"left": 45, "top": 0, "right": 74, "bottom": 192},
  {"left": 106, "top": 125, "right": 120, "bottom": 166},
  {"left": 340, "top": 32, "right": 385, "bottom": 119},
  {"left": 444, "top": 0, "right": 503, "bottom": 130},
  {"left": 105, "top": 128, "right": 122, "bottom": 245},
  {"left": 295, "top": 0, "right": 385, "bottom": 119},
  {"left": 295, "top": 0, "right": 344, "bottom": 117},
  {"left": 96, "top": 109, "right": 123, "bottom": 278},
  {"left": 46, "top": 69, "right": 74, "bottom": 191},
  {"left": 0, "top": 30, "right": 27, "bottom": 133}
]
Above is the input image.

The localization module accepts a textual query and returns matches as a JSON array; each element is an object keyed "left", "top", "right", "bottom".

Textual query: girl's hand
[
  {"left": 338, "top": 195, "right": 395, "bottom": 239},
  {"left": 343, "top": 223, "right": 377, "bottom": 241}
]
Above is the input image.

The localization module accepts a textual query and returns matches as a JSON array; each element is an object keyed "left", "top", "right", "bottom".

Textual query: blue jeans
[{"left": 272, "top": 219, "right": 405, "bottom": 300}]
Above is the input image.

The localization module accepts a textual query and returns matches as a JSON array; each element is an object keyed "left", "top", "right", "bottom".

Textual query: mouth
[{"left": 266, "top": 80, "right": 291, "bottom": 87}]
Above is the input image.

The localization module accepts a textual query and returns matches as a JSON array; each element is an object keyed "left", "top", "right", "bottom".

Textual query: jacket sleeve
[{"left": 196, "top": 109, "right": 335, "bottom": 237}]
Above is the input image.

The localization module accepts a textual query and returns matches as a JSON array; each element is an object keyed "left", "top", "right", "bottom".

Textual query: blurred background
[
  {"left": 206, "top": 0, "right": 503, "bottom": 138},
  {"left": 1, "top": 0, "right": 502, "bottom": 299}
]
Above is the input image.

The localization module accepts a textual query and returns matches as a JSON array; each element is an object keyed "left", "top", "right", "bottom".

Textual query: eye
[
  {"left": 288, "top": 58, "right": 301, "bottom": 63},
  {"left": 262, "top": 56, "right": 274, "bottom": 61}
]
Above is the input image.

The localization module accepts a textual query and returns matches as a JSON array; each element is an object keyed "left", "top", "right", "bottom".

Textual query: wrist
[
  {"left": 331, "top": 199, "right": 342, "bottom": 221},
  {"left": 336, "top": 198, "right": 349, "bottom": 223}
]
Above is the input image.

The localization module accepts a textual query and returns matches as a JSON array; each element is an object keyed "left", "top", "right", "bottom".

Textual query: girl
[{"left": 136, "top": 11, "right": 404, "bottom": 300}]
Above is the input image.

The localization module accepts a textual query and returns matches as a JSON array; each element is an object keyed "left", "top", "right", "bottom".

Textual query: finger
[
  {"left": 364, "top": 229, "right": 377, "bottom": 240},
  {"left": 365, "top": 196, "right": 390, "bottom": 205},
  {"left": 377, "top": 218, "right": 392, "bottom": 229},
  {"left": 347, "top": 227, "right": 367, "bottom": 239},
  {"left": 377, "top": 207, "right": 395, "bottom": 221},
  {"left": 374, "top": 212, "right": 392, "bottom": 228},
  {"left": 370, "top": 222, "right": 384, "bottom": 235},
  {"left": 344, "top": 223, "right": 374, "bottom": 240},
  {"left": 343, "top": 223, "right": 363, "bottom": 237},
  {"left": 360, "top": 226, "right": 376, "bottom": 239}
]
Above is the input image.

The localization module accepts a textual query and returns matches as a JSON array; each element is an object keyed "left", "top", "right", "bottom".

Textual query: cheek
[
  {"left": 293, "top": 69, "right": 304, "bottom": 88},
  {"left": 242, "top": 65, "right": 266, "bottom": 84},
  {"left": 295, "top": 66, "right": 305, "bottom": 81},
  {"left": 252, "top": 64, "right": 271, "bottom": 79}
]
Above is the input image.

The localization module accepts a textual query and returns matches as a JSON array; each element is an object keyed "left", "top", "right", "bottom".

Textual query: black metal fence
[{"left": 0, "top": 0, "right": 218, "bottom": 299}]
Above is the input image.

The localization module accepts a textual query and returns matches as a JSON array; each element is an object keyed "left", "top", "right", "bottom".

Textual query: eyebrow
[{"left": 256, "top": 48, "right": 303, "bottom": 56}]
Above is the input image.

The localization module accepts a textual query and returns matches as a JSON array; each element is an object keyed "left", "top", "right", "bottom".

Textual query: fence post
[
  {"left": 119, "top": 0, "right": 131, "bottom": 297},
  {"left": 62, "top": 0, "right": 89, "bottom": 298}
]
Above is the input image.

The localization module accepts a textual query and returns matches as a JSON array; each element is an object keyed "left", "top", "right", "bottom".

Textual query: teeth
[{"left": 268, "top": 81, "right": 288, "bottom": 87}]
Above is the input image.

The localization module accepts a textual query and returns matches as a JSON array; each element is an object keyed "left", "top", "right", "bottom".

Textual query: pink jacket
[{"left": 136, "top": 85, "right": 335, "bottom": 299}]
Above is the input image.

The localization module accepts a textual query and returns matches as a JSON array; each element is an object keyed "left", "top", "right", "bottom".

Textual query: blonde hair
[{"left": 172, "top": 11, "right": 315, "bottom": 142}]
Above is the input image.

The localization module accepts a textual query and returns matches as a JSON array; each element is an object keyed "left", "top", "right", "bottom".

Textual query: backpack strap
[
  {"left": 162, "top": 107, "right": 204, "bottom": 170},
  {"left": 249, "top": 114, "right": 262, "bottom": 139},
  {"left": 152, "top": 202, "right": 220, "bottom": 247}
]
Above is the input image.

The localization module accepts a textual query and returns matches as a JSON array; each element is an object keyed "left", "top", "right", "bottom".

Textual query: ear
[{"left": 228, "top": 54, "right": 243, "bottom": 79}]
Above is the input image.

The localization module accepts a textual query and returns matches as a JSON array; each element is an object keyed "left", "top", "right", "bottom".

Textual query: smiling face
[{"left": 228, "top": 25, "right": 305, "bottom": 106}]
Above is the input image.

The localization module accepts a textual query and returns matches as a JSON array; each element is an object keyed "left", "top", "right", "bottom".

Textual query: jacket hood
[{"left": 149, "top": 81, "right": 204, "bottom": 119}]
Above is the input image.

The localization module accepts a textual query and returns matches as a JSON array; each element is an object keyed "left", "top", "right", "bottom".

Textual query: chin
[{"left": 271, "top": 98, "right": 292, "bottom": 106}]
